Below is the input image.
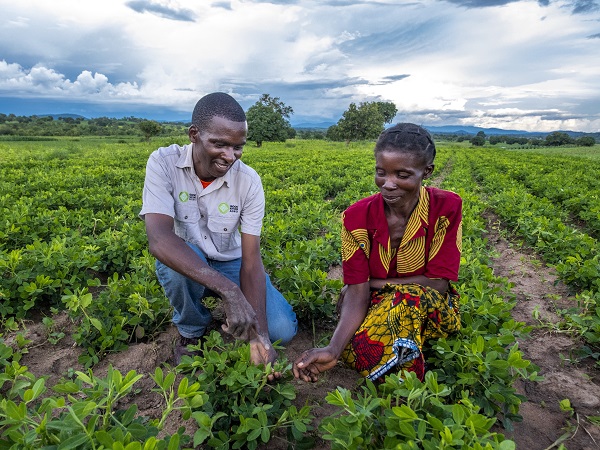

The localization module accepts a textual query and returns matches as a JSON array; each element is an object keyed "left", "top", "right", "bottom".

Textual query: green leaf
[
  {"left": 177, "top": 376, "right": 188, "bottom": 398},
  {"left": 124, "top": 442, "right": 142, "bottom": 450},
  {"left": 57, "top": 433, "right": 90, "bottom": 449},
  {"left": 392, "top": 405, "right": 418, "bottom": 420},
  {"left": 163, "top": 371, "right": 175, "bottom": 391},
  {"left": 127, "top": 423, "right": 149, "bottom": 439},
  {"left": 417, "top": 419, "right": 427, "bottom": 440},
  {"left": 398, "top": 421, "right": 417, "bottom": 439},
  {"left": 167, "top": 433, "right": 180, "bottom": 450},
  {"left": 248, "top": 428, "right": 261, "bottom": 441},
  {"left": 261, "top": 426, "right": 270, "bottom": 443},
  {"left": 452, "top": 404, "right": 465, "bottom": 425},
  {"left": 52, "top": 381, "right": 80, "bottom": 394},
  {"left": 194, "top": 428, "right": 212, "bottom": 447},
  {"left": 498, "top": 440, "right": 517, "bottom": 450},
  {"left": 95, "top": 430, "right": 115, "bottom": 447},
  {"left": 90, "top": 318, "right": 103, "bottom": 331},
  {"left": 152, "top": 367, "right": 164, "bottom": 385}
]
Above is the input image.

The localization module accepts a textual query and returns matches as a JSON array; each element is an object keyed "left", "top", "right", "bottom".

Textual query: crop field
[{"left": 0, "top": 138, "right": 599, "bottom": 449}]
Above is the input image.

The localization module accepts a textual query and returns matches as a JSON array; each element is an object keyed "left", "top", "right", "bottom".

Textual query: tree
[
  {"left": 528, "top": 138, "right": 545, "bottom": 147},
  {"left": 489, "top": 135, "right": 503, "bottom": 145},
  {"left": 470, "top": 131, "right": 486, "bottom": 146},
  {"left": 138, "top": 120, "right": 162, "bottom": 142},
  {"left": 545, "top": 131, "right": 574, "bottom": 146},
  {"left": 246, "top": 94, "right": 294, "bottom": 147},
  {"left": 373, "top": 101, "right": 398, "bottom": 124},
  {"left": 575, "top": 136, "right": 595, "bottom": 147},
  {"left": 331, "top": 101, "right": 397, "bottom": 143},
  {"left": 326, "top": 124, "right": 341, "bottom": 141}
]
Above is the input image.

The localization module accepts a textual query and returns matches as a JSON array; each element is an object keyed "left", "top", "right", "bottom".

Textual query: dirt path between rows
[{"left": 484, "top": 213, "right": 600, "bottom": 450}]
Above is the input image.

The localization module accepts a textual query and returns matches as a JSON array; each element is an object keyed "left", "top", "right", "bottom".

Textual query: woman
[{"left": 293, "top": 123, "right": 462, "bottom": 382}]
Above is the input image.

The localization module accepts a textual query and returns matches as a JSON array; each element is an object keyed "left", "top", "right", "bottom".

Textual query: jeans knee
[{"left": 269, "top": 316, "right": 297, "bottom": 345}]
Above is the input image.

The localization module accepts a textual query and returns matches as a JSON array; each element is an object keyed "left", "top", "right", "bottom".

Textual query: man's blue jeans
[{"left": 155, "top": 242, "right": 297, "bottom": 344}]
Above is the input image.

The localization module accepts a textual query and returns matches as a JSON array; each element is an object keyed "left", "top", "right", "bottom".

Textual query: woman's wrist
[{"left": 325, "top": 341, "right": 345, "bottom": 361}]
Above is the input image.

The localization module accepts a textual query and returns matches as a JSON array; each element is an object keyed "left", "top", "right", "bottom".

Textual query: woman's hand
[{"left": 293, "top": 347, "right": 339, "bottom": 382}]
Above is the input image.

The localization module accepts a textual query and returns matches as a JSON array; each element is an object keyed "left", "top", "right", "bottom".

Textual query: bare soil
[
  {"left": 484, "top": 214, "right": 600, "bottom": 450},
  {"left": 4, "top": 220, "right": 600, "bottom": 449}
]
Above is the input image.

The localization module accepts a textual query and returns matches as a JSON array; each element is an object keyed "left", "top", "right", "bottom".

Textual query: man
[{"left": 140, "top": 92, "right": 297, "bottom": 368}]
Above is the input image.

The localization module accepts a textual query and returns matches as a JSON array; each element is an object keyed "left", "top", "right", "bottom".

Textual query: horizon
[
  {"left": 0, "top": 1, "right": 599, "bottom": 133},
  {"left": 2, "top": 110, "right": 596, "bottom": 136}
]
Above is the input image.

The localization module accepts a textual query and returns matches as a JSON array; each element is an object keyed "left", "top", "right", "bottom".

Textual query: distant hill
[
  {"left": 426, "top": 125, "right": 599, "bottom": 138},
  {"left": 423, "top": 125, "right": 543, "bottom": 136},
  {"left": 291, "top": 122, "right": 538, "bottom": 135},
  {"left": 21, "top": 113, "right": 597, "bottom": 139},
  {"left": 292, "top": 121, "right": 335, "bottom": 129},
  {"left": 292, "top": 121, "right": 596, "bottom": 138},
  {"left": 41, "top": 113, "right": 88, "bottom": 120}
]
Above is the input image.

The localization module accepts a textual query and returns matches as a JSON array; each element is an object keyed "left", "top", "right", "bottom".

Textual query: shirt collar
[
  {"left": 176, "top": 143, "right": 234, "bottom": 188},
  {"left": 372, "top": 186, "right": 430, "bottom": 249},
  {"left": 401, "top": 186, "right": 429, "bottom": 246}
]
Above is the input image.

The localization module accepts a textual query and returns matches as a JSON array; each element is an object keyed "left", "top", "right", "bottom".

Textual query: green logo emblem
[
  {"left": 179, "top": 191, "right": 189, "bottom": 202},
  {"left": 218, "top": 202, "right": 229, "bottom": 214}
]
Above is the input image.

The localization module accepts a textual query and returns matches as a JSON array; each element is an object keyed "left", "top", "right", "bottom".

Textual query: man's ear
[
  {"left": 424, "top": 164, "right": 435, "bottom": 179},
  {"left": 188, "top": 125, "right": 198, "bottom": 142}
]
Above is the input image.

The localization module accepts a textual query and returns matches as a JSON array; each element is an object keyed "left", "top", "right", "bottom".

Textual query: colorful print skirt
[{"left": 341, "top": 283, "right": 460, "bottom": 381}]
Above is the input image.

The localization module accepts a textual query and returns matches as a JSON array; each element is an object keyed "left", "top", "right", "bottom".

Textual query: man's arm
[
  {"left": 239, "top": 233, "right": 280, "bottom": 369},
  {"left": 144, "top": 213, "right": 260, "bottom": 341},
  {"left": 239, "top": 233, "right": 267, "bottom": 336}
]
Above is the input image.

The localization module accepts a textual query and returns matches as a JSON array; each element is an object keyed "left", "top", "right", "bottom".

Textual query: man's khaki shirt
[{"left": 140, "top": 143, "right": 264, "bottom": 261}]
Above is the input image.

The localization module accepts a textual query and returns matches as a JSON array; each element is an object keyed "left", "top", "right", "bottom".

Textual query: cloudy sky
[{"left": 0, "top": 0, "right": 599, "bottom": 132}]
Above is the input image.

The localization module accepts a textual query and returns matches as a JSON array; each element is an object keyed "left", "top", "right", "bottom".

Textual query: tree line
[
  {"left": 467, "top": 130, "right": 596, "bottom": 147},
  {"left": 0, "top": 113, "right": 186, "bottom": 139},
  {"left": 0, "top": 96, "right": 397, "bottom": 147},
  {"left": 1, "top": 97, "right": 596, "bottom": 147}
]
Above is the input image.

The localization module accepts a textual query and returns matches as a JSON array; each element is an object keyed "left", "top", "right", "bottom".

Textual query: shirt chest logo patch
[
  {"left": 179, "top": 191, "right": 189, "bottom": 202},
  {"left": 218, "top": 202, "right": 229, "bottom": 214},
  {"left": 218, "top": 202, "right": 239, "bottom": 214}
]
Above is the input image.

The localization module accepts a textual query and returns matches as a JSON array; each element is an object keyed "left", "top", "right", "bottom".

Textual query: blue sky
[{"left": 0, "top": 0, "right": 599, "bottom": 132}]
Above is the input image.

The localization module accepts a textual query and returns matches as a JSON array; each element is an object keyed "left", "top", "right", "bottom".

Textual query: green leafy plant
[
  {"left": 321, "top": 371, "right": 516, "bottom": 449},
  {"left": 1, "top": 362, "right": 188, "bottom": 449},
  {"left": 178, "top": 331, "right": 314, "bottom": 449}
]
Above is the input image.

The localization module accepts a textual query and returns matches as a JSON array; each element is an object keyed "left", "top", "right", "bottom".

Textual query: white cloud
[
  {"left": 0, "top": 0, "right": 598, "bottom": 131},
  {"left": 0, "top": 61, "right": 141, "bottom": 102}
]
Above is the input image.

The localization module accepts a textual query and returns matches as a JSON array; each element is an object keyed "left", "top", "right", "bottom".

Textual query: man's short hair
[
  {"left": 374, "top": 123, "right": 436, "bottom": 165},
  {"left": 191, "top": 92, "right": 246, "bottom": 132}
]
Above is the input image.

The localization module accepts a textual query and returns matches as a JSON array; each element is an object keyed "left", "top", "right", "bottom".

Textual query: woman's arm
[
  {"left": 293, "top": 282, "right": 370, "bottom": 382},
  {"left": 327, "top": 282, "right": 372, "bottom": 357}
]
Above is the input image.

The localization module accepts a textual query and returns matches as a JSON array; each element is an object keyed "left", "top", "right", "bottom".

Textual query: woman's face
[{"left": 374, "top": 149, "right": 434, "bottom": 208}]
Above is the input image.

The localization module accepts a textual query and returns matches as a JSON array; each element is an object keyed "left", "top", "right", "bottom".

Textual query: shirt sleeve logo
[
  {"left": 179, "top": 191, "right": 189, "bottom": 202},
  {"left": 218, "top": 202, "right": 229, "bottom": 214}
]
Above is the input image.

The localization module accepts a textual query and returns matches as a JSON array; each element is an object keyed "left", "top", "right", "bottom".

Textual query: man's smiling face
[{"left": 190, "top": 115, "right": 247, "bottom": 181}]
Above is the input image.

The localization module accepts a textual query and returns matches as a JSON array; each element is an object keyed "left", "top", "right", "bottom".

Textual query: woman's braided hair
[{"left": 374, "top": 123, "right": 436, "bottom": 165}]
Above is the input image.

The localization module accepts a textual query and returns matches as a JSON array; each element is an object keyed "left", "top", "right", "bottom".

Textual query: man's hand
[
  {"left": 250, "top": 335, "right": 280, "bottom": 381},
  {"left": 145, "top": 213, "right": 262, "bottom": 342},
  {"left": 220, "top": 288, "right": 260, "bottom": 341},
  {"left": 293, "top": 347, "right": 339, "bottom": 382}
]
